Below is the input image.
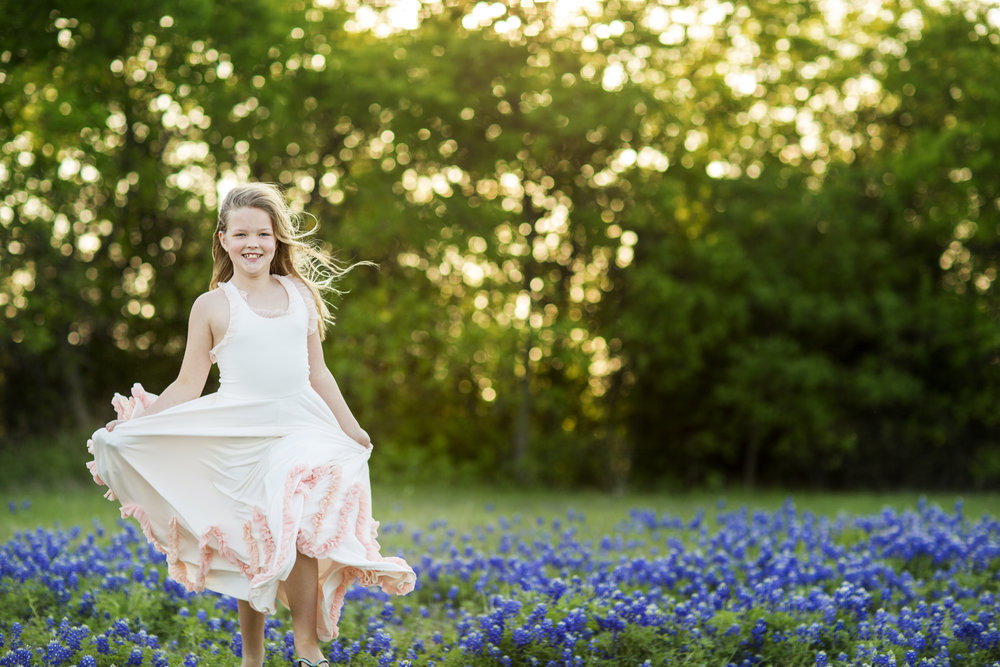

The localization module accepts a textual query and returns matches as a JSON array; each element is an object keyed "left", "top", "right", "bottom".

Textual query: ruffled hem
[
  {"left": 109, "top": 464, "right": 414, "bottom": 639},
  {"left": 87, "top": 383, "right": 158, "bottom": 500},
  {"left": 86, "top": 386, "right": 416, "bottom": 640}
]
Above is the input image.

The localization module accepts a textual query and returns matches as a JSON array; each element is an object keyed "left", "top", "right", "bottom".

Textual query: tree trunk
[
  {"left": 513, "top": 332, "right": 532, "bottom": 484},
  {"left": 512, "top": 192, "right": 540, "bottom": 484},
  {"left": 62, "top": 345, "right": 92, "bottom": 429},
  {"left": 743, "top": 431, "right": 760, "bottom": 490},
  {"left": 606, "top": 370, "right": 630, "bottom": 494}
]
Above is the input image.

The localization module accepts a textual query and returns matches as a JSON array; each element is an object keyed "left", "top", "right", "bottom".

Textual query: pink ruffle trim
[
  {"left": 87, "top": 383, "right": 415, "bottom": 638},
  {"left": 86, "top": 383, "right": 158, "bottom": 502},
  {"left": 111, "top": 382, "right": 157, "bottom": 421},
  {"left": 93, "top": 454, "right": 415, "bottom": 639}
]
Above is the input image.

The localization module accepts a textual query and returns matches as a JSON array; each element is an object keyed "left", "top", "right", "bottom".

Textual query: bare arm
[
  {"left": 307, "top": 330, "right": 371, "bottom": 448},
  {"left": 107, "top": 293, "right": 215, "bottom": 429}
]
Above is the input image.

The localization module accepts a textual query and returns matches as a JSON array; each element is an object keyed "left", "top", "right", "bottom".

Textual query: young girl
[{"left": 87, "top": 183, "right": 415, "bottom": 667}]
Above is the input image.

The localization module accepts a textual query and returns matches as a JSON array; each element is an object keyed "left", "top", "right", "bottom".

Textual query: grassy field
[
  {"left": 5, "top": 424, "right": 996, "bottom": 542},
  {"left": 3, "top": 480, "right": 999, "bottom": 665},
  {"left": 3, "top": 479, "right": 997, "bottom": 543}
]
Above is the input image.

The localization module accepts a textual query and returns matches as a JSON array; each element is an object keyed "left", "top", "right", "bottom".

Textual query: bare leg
[
  {"left": 285, "top": 551, "right": 325, "bottom": 664},
  {"left": 237, "top": 600, "right": 265, "bottom": 667}
]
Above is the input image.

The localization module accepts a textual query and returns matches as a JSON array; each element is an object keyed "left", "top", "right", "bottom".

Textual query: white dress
[{"left": 87, "top": 274, "right": 415, "bottom": 641}]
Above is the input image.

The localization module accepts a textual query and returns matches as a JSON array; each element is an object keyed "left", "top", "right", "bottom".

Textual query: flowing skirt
[{"left": 87, "top": 384, "right": 415, "bottom": 641}]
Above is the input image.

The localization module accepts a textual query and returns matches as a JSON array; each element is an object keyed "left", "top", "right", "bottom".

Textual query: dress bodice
[{"left": 211, "top": 274, "right": 310, "bottom": 398}]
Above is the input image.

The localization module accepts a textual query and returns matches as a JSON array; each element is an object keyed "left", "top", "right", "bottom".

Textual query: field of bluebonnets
[{"left": 2, "top": 489, "right": 1000, "bottom": 667}]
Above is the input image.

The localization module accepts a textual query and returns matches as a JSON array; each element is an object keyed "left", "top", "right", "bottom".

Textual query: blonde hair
[{"left": 211, "top": 183, "right": 368, "bottom": 339}]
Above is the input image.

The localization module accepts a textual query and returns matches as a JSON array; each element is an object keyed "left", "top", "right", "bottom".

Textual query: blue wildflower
[{"left": 126, "top": 646, "right": 143, "bottom": 666}]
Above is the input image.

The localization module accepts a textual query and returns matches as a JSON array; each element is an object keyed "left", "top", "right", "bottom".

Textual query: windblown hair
[{"left": 210, "top": 183, "right": 368, "bottom": 339}]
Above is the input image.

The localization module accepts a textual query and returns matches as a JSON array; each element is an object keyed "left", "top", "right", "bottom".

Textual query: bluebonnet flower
[
  {"left": 4, "top": 499, "right": 1000, "bottom": 665},
  {"left": 43, "top": 639, "right": 73, "bottom": 665},
  {"left": 512, "top": 626, "right": 532, "bottom": 648},
  {"left": 126, "top": 646, "right": 144, "bottom": 665},
  {"left": 111, "top": 619, "right": 130, "bottom": 637}
]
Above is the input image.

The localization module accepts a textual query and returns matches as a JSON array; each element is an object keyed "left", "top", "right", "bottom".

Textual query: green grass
[
  {"left": 4, "top": 425, "right": 997, "bottom": 542},
  {"left": 3, "top": 478, "right": 997, "bottom": 543},
  {"left": 2, "top": 478, "right": 998, "bottom": 666}
]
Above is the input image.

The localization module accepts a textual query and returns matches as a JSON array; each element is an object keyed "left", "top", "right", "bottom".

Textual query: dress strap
[
  {"left": 209, "top": 282, "right": 241, "bottom": 363},
  {"left": 281, "top": 275, "right": 319, "bottom": 336}
]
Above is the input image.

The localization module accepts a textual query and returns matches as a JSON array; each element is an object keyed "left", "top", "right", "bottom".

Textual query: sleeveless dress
[{"left": 86, "top": 274, "right": 415, "bottom": 641}]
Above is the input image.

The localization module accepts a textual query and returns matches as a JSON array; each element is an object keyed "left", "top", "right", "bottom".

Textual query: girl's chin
[{"left": 233, "top": 257, "right": 272, "bottom": 274}]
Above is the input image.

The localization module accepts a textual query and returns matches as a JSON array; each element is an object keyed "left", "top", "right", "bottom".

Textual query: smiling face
[{"left": 218, "top": 207, "right": 277, "bottom": 279}]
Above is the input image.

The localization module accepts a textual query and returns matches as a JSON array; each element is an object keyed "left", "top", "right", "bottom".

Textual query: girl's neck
[{"left": 230, "top": 272, "right": 278, "bottom": 294}]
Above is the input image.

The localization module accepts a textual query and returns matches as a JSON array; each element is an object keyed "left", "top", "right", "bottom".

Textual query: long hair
[{"left": 211, "top": 183, "right": 369, "bottom": 339}]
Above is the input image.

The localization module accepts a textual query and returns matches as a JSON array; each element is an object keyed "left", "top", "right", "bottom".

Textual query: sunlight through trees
[{"left": 3, "top": 0, "right": 1000, "bottom": 489}]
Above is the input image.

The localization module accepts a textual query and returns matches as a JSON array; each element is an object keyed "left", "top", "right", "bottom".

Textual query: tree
[{"left": 2, "top": 0, "right": 998, "bottom": 490}]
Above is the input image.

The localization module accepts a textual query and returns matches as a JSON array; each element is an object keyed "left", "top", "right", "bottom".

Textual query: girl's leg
[
  {"left": 285, "top": 551, "right": 325, "bottom": 663},
  {"left": 237, "top": 600, "right": 266, "bottom": 667}
]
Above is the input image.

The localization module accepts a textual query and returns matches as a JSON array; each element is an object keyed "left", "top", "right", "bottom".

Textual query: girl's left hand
[{"left": 345, "top": 426, "right": 372, "bottom": 448}]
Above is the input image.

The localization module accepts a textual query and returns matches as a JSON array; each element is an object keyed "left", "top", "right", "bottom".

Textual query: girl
[{"left": 87, "top": 183, "right": 415, "bottom": 667}]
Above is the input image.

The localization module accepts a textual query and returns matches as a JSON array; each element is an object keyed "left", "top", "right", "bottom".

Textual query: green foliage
[
  {"left": 2, "top": 0, "right": 999, "bottom": 489},
  {"left": 0, "top": 427, "right": 94, "bottom": 488}
]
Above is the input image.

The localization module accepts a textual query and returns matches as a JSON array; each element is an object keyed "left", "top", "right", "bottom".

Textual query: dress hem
[{"left": 86, "top": 389, "right": 416, "bottom": 641}]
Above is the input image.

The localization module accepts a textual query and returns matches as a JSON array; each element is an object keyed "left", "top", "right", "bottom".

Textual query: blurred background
[{"left": 2, "top": 0, "right": 1000, "bottom": 492}]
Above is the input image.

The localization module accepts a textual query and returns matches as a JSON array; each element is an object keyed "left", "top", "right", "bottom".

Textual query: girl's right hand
[{"left": 345, "top": 426, "right": 372, "bottom": 448}]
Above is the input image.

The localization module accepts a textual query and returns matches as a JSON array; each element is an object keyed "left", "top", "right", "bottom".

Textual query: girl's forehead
[{"left": 226, "top": 207, "right": 273, "bottom": 230}]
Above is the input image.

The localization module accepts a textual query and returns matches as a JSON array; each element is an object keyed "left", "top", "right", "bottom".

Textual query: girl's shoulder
[
  {"left": 191, "top": 286, "right": 231, "bottom": 336},
  {"left": 190, "top": 285, "right": 231, "bottom": 318}
]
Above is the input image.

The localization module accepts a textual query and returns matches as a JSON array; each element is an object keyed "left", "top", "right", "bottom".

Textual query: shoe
[{"left": 294, "top": 658, "right": 330, "bottom": 667}]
